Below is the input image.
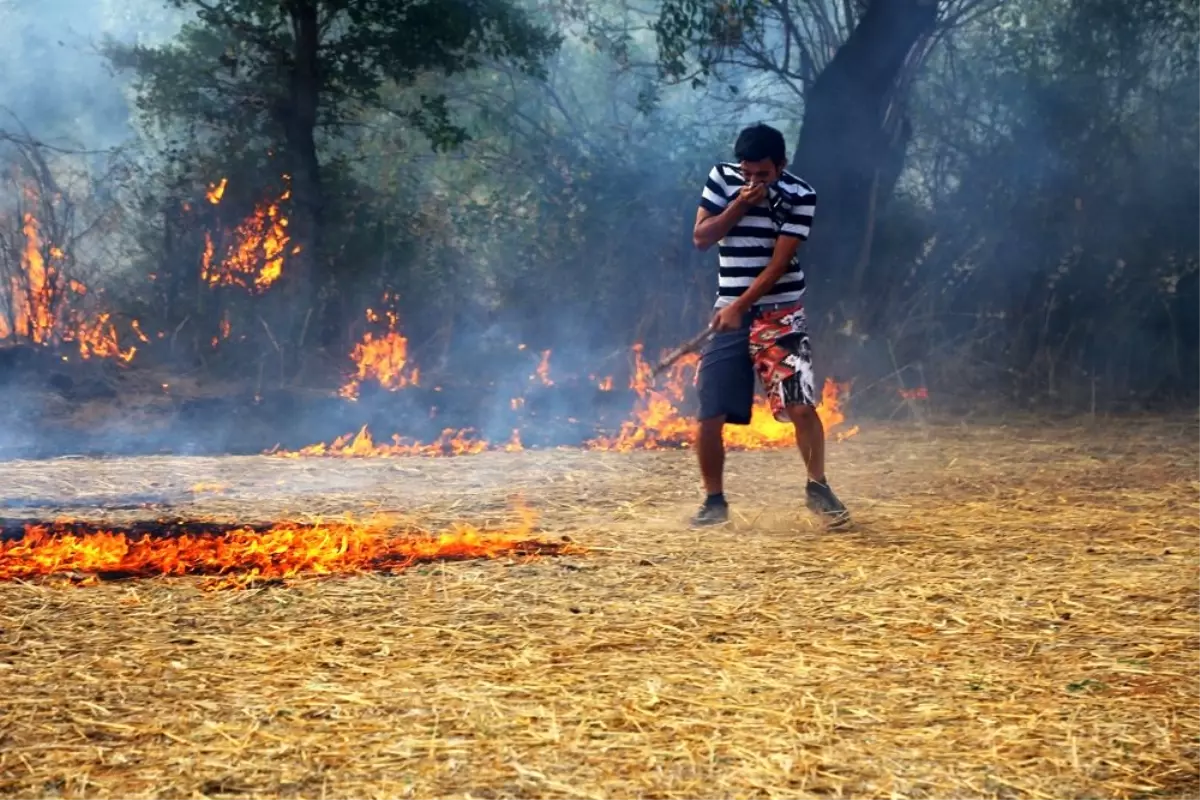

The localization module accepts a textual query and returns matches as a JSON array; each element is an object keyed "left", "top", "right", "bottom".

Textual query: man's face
[{"left": 739, "top": 157, "right": 784, "bottom": 188}]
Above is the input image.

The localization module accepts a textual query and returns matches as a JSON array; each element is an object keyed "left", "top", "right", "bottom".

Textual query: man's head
[{"left": 734, "top": 123, "right": 787, "bottom": 187}]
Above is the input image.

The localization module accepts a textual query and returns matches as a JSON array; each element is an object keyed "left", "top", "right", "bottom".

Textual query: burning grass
[
  {"left": 281, "top": 345, "right": 862, "bottom": 458},
  {"left": 0, "top": 415, "right": 1195, "bottom": 798},
  {"left": 0, "top": 510, "right": 575, "bottom": 590}
]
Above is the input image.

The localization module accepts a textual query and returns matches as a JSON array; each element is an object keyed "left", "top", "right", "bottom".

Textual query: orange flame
[
  {"left": 205, "top": 178, "right": 227, "bottom": 205},
  {"left": 340, "top": 304, "right": 419, "bottom": 400},
  {"left": 15, "top": 212, "right": 54, "bottom": 342},
  {"left": 201, "top": 178, "right": 292, "bottom": 293},
  {"left": 0, "top": 508, "right": 574, "bottom": 591},
  {"left": 1, "top": 203, "right": 136, "bottom": 363},
  {"left": 586, "top": 344, "right": 859, "bottom": 452},
  {"left": 535, "top": 349, "right": 553, "bottom": 386},
  {"left": 277, "top": 425, "right": 489, "bottom": 458},
  {"left": 280, "top": 338, "right": 858, "bottom": 458},
  {"left": 211, "top": 311, "right": 233, "bottom": 348}
]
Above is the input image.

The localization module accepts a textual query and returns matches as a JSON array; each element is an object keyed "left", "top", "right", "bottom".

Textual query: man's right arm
[{"left": 692, "top": 165, "right": 751, "bottom": 251}]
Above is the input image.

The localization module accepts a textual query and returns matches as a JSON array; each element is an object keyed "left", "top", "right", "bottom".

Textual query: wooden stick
[{"left": 652, "top": 326, "right": 715, "bottom": 377}]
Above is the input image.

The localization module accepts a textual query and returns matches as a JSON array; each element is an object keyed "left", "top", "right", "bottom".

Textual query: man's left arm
[{"left": 728, "top": 189, "right": 816, "bottom": 310}]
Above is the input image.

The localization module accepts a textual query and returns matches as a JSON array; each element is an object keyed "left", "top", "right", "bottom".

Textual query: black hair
[{"left": 734, "top": 123, "right": 786, "bottom": 165}]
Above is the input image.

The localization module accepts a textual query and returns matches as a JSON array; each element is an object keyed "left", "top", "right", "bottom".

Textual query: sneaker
[
  {"left": 690, "top": 501, "right": 730, "bottom": 528},
  {"left": 806, "top": 480, "right": 850, "bottom": 528}
]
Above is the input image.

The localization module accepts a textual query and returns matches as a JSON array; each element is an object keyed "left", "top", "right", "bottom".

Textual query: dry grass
[{"left": 0, "top": 415, "right": 1196, "bottom": 799}]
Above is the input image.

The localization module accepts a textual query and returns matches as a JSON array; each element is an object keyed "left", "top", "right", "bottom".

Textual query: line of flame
[{"left": 0, "top": 507, "right": 574, "bottom": 590}]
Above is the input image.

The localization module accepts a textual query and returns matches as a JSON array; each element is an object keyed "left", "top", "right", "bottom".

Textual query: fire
[
  {"left": 587, "top": 344, "right": 696, "bottom": 451},
  {"left": 211, "top": 311, "right": 233, "bottom": 348},
  {"left": 275, "top": 424, "right": 528, "bottom": 458},
  {"left": 0, "top": 203, "right": 136, "bottom": 363},
  {"left": 535, "top": 349, "right": 554, "bottom": 386},
  {"left": 205, "top": 178, "right": 227, "bottom": 205},
  {"left": 0, "top": 509, "right": 575, "bottom": 591},
  {"left": 277, "top": 424, "right": 489, "bottom": 458},
  {"left": 900, "top": 387, "right": 929, "bottom": 400},
  {"left": 586, "top": 345, "right": 857, "bottom": 451},
  {"left": 340, "top": 302, "right": 419, "bottom": 400},
  {"left": 279, "top": 339, "right": 859, "bottom": 458},
  {"left": 72, "top": 313, "right": 137, "bottom": 363},
  {"left": 201, "top": 178, "right": 292, "bottom": 293},
  {"left": 14, "top": 212, "right": 54, "bottom": 342}
]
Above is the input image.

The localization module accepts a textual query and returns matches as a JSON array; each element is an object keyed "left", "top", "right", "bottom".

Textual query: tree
[{"left": 108, "top": 0, "right": 559, "bottom": 354}]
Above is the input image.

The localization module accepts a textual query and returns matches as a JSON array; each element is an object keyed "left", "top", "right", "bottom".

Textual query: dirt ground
[{"left": 0, "top": 415, "right": 1196, "bottom": 799}]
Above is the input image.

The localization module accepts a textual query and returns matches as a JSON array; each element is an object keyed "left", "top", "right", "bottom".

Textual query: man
[{"left": 690, "top": 122, "right": 850, "bottom": 528}]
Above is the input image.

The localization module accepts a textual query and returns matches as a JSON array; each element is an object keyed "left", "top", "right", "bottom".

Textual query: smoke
[{"left": 0, "top": 0, "right": 189, "bottom": 148}]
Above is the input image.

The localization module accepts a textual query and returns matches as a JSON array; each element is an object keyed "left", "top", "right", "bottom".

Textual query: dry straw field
[{"left": 0, "top": 415, "right": 1196, "bottom": 799}]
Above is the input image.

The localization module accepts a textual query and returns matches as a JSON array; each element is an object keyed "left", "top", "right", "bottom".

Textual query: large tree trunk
[
  {"left": 278, "top": 0, "right": 325, "bottom": 375},
  {"left": 792, "top": 0, "right": 937, "bottom": 328}
]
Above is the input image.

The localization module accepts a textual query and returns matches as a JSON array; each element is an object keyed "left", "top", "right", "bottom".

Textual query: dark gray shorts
[{"left": 696, "top": 304, "right": 816, "bottom": 425}]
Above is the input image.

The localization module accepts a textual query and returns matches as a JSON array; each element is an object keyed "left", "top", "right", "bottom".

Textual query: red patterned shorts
[
  {"left": 697, "top": 302, "right": 816, "bottom": 425},
  {"left": 748, "top": 303, "right": 816, "bottom": 421}
]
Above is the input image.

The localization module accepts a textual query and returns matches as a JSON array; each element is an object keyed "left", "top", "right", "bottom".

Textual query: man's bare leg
[
  {"left": 785, "top": 404, "right": 825, "bottom": 481},
  {"left": 786, "top": 403, "right": 848, "bottom": 526},
  {"left": 697, "top": 415, "right": 727, "bottom": 494},
  {"left": 691, "top": 415, "right": 731, "bottom": 526}
]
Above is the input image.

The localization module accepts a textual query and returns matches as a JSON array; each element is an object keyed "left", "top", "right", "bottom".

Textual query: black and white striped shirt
[{"left": 698, "top": 162, "right": 816, "bottom": 308}]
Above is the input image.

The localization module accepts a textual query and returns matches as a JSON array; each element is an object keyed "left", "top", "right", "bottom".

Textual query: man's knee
[
  {"left": 697, "top": 415, "right": 726, "bottom": 434},
  {"left": 785, "top": 403, "right": 819, "bottom": 424}
]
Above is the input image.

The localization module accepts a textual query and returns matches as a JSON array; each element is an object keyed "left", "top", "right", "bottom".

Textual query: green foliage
[
  {"left": 107, "top": 0, "right": 560, "bottom": 157},
  {"left": 887, "top": 0, "right": 1199, "bottom": 401},
  {"left": 653, "top": 0, "right": 762, "bottom": 83},
  {"left": 339, "top": 15, "right": 734, "bottom": 348}
]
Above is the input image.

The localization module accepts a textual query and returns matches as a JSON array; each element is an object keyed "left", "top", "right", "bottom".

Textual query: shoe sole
[
  {"left": 807, "top": 500, "right": 851, "bottom": 529},
  {"left": 689, "top": 517, "right": 731, "bottom": 529},
  {"left": 824, "top": 512, "right": 851, "bottom": 529}
]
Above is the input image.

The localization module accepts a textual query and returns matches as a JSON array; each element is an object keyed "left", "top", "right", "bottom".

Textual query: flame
[
  {"left": 0, "top": 509, "right": 575, "bottom": 591},
  {"left": 504, "top": 429, "right": 524, "bottom": 452},
  {"left": 900, "top": 387, "right": 929, "bottom": 399},
  {"left": 340, "top": 304, "right": 419, "bottom": 400},
  {"left": 277, "top": 425, "right": 489, "bottom": 458},
  {"left": 72, "top": 313, "right": 137, "bottom": 363},
  {"left": 586, "top": 344, "right": 859, "bottom": 451},
  {"left": 201, "top": 178, "right": 291, "bottom": 293},
  {"left": 0, "top": 203, "right": 135, "bottom": 363},
  {"left": 535, "top": 349, "right": 553, "bottom": 386},
  {"left": 212, "top": 311, "right": 233, "bottom": 348},
  {"left": 205, "top": 178, "right": 227, "bottom": 205},
  {"left": 280, "top": 338, "right": 858, "bottom": 458},
  {"left": 597, "top": 376, "right": 613, "bottom": 391},
  {"left": 586, "top": 344, "right": 696, "bottom": 451},
  {"left": 15, "top": 212, "right": 54, "bottom": 342}
]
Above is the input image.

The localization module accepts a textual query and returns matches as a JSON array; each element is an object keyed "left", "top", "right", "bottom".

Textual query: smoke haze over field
[
  {"left": 0, "top": 0, "right": 1194, "bottom": 460},
  {"left": 0, "top": 0, "right": 189, "bottom": 147}
]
